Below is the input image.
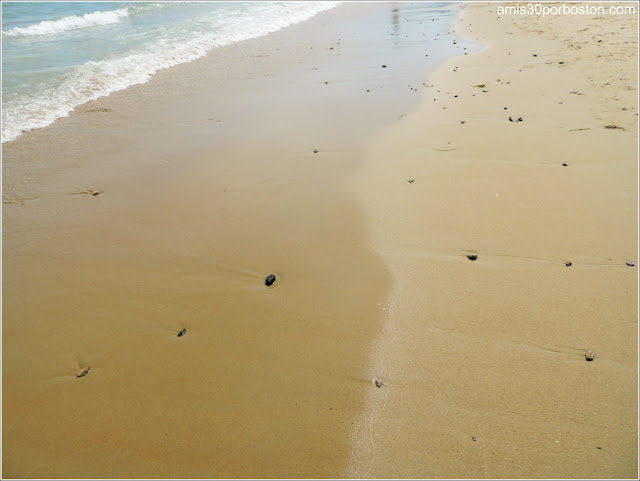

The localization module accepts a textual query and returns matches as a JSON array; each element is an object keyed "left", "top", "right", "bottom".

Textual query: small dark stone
[
  {"left": 92, "top": 191, "right": 100, "bottom": 196},
  {"left": 467, "top": 254, "right": 478, "bottom": 261},
  {"left": 454, "top": 95, "right": 458, "bottom": 98},
  {"left": 626, "top": 261, "right": 635, "bottom": 267},
  {"left": 598, "top": 40, "right": 602, "bottom": 43},
  {"left": 566, "top": 261, "right": 572, "bottom": 266},
  {"left": 460, "top": 121, "right": 465, "bottom": 124},
  {"left": 562, "top": 163, "right": 568, "bottom": 166},
  {"left": 559, "top": 61, "right": 565, "bottom": 64},
  {"left": 509, "top": 117, "right": 514, "bottom": 122},
  {"left": 472, "top": 436, "right": 477, "bottom": 442},
  {"left": 382, "top": 65, "right": 387, "bottom": 68},
  {"left": 517, "top": 117, "right": 523, "bottom": 122},
  {"left": 265, "top": 274, "right": 276, "bottom": 286},
  {"left": 504, "top": 107, "right": 508, "bottom": 110},
  {"left": 408, "top": 179, "right": 414, "bottom": 183},
  {"left": 532, "top": 54, "right": 537, "bottom": 57},
  {"left": 585, "top": 351, "right": 595, "bottom": 361},
  {"left": 313, "top": 150, "right": 319, "bottom": 153},
  {"left": 597, "top": 447, "right": 602, "bottom": 450},
  {"left": 482, "top": 89, "right": 488, "bottom": 93},
  {"left": 177, "top": 328, "right": 186, "bottom": 337}
]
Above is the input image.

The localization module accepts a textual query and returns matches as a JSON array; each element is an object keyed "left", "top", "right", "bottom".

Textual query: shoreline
[
  {"left": 2, "top": 3, "right": 467, "bottom": 478},
  {"left": 347, "top": 2, "right": 637, "bottom": 478}
]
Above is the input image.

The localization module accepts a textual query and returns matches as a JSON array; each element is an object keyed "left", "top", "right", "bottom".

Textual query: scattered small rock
[
  {"left": 509, "top": 117, "right": 514, "bottom": 122},
  {"left": 472, "top": 436, "right": 477, "bottom": 442},
  {"left": 482, "top": 89, "right": 488, "bottom": 93},
  {"left": 626, "top": 261, "right": 635, "bottom": 267},
  {"left": 517, "top": 117, "right": 523, "bottom": 122},
  {"left": 77, "top": 366, "right": 91, "bottom": 378},
  {"left": 562, "top": 163, "right": 568, "bottom": 166},
  {"left": 585, "top": 351, "right": 595, "bottom": 361},
  {"left": 566, "top": 261, "right": 572, "bottom": 266},
  {"left": 177, "top": 329, "right": 186, "bottom": 337},
  {"left": 373, "top": 377, "right": 383, "bottom": 387},
  {"left": 460, "top": 121, "right": 466, "bottom": 124},
  {"left": 382, "top": 65, "right": 387, "bottom": 68},
  {"left": 467, "top": 254, "right": 478, "bottom": 261},
  {"left": 559, "top": 61, "right": 565, "bottom": 64},
  {"left": 265, "top": 274, "right": 276, "bottom": 286},
  {"left": 313, "top": 149, "right": 319, "bottom": 153},
  {"left": 604, "top": 125, "right": 625, "bottom": 130},
  {"left": 408, "top": 179, "right": 414, "bottom": 183}
]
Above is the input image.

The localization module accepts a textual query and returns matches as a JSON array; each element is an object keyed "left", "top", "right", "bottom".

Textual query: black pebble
[
  {"left": 562, "top": 163, "right": 568, "bottom": 166},
  {"left": 509, "top": 117, "right": 514, "bottom": 122},
  {"left": 177, "top": 329, "right": 186, "bottom": 337},
  {"left": 265, "top": 274, "right": 276, "bottom": 286},
  {"left": 408, "top": 179, "right": 414, "bottom": 183},
  {"left": 559, "top": 61, "right": 565, "bottom": 64},
  {"left": 566, "top": 261, "right": 572, "bottom": 266},
  {"left": 517, "top": 117, "right": 523, "bottom": 122},
  {"left": 626, "top": 261, "right": 635, "bottom": 267},
  {"left": 313, "top": 150, "right": 319, "bottom": 153},
  {"left": 504, "top": 107, "right": 508, "bottom": 110},
  {"left": 472, "top": 436, "right": 477, "bottom": 442},
  {"left": 467, "top": 254, "right": 478, "bottom": 261},
  {"left": 382, "top": 65, "right": 387, "bottom": 68},
  {"left": 460, "top": 121, "right": 465, "bottom": 124}
]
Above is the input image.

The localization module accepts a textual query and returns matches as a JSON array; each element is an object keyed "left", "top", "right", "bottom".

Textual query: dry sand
[
  {"left": 2, "top": 1, "right": 638, "bottom": 479},
  {"left": 346, "top": 2, "right": 638, "bottom": 479}
]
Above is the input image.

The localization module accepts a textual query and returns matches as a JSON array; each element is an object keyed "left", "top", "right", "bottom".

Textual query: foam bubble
[
  {"left": 2, "top": 2, "right": 341, "bottom": 143},
  {"left": 3, "top": 8, "right": 130, "bottom": 37}
]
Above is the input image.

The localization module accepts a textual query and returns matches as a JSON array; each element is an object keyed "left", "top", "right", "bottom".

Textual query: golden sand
[
  {"left": 2, "top": 2, "right": 638, "bottom": 479},
  {"left": 347, "top": 2, "right": 638, "bottom": 478}
]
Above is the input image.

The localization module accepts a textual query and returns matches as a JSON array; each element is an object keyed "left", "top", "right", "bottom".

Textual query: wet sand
[
  {"left": 347, "top": 2, "right": 638, "bottom": 479},
  {"left": 3, "top": 2, "right": 637, "bottom": 479},
  {"left": 2, "top": 3, "right": 468, "bottom": 478}
]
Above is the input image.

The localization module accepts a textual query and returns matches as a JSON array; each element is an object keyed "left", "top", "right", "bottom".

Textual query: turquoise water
[{"left": 1, "top": 1, "right": 340, "bottom": 143}]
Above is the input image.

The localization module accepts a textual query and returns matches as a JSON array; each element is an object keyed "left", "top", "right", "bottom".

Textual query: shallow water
[{"left": 1, "top": 1, "right": 340, "bottom": 143}]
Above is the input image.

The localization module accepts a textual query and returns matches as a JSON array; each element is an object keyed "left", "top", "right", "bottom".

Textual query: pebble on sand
[
  {"left": 467, "top": 254, "right": 478, "bottom": 261},
  {"left": 562, "top": 163, "right": 568, "bottom": 166},
  {"left": 626, "top": 261, "right": 635, "bottom": 267},
  {"left": 265, "top": 274, "right": 277, "bottom": 286},
  {"left": 177, "top": 328, "right": 187, "bottom": 337},
  {"left": 77, "top": 366, "right": 91, "bottom": 378},
  {"left": 373, "top": 377, "right": 383, "bottom": 387},
  {"left": 585, "top": 351, "right": 595, "bottom": 361},
  {"left": 313, "top": 149, "right": 319, "bottom": 153},
  {"left": 566, "top": 261, "right": 572, "bottom": 266}
]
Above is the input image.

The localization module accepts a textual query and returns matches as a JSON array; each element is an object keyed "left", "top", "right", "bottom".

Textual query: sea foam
[
  {"left": 3, "top": 8, "right": 130, "bottom": 37},
  {"left": 1, "top": 2, "right": 341, "bottom": 143}
]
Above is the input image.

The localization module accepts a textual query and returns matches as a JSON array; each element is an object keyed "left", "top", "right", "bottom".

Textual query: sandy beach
[{"left": 2, "top": 1, "right": 638, "bottom": 479}]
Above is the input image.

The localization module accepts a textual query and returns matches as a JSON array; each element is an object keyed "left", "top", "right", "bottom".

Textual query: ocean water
[{"left": 1, "top": 1, "right": 340, "bottom": 143}]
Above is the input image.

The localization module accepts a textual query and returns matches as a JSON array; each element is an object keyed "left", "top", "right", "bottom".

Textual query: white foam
[
  {"left": 2, "top": 2, "right": 341, "bottom": 143},
  {"left": 3, "top": 8, "right": 130, "bottom": 37}
]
